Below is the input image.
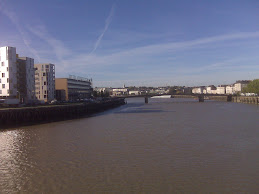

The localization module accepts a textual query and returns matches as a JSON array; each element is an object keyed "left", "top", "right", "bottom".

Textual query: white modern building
[
  {"left": 129, "top": 90, "right": 141, "bottom": 95},
  {"left": 206, "top": 85, "right": 217, "bottom": 94},
  {"left": 192, "top": 87, "right": 205, "bottom": 94},
  {"left": 226, "top": 85, "right": 234, "bottom": 94},
  {"left": 216, "top": 86, "right": 226, "bottom": 95},
  {"left": 0, "top": 46, "right": 18, "bottom": 98},
  {"left": 17, "top": 56, "right": 36, "bottom": 103},
  {"left": 35, "top": 63, "right": 55, "bottom": 102},
  {"left": 112, "top": 88, "right": 128, "bottom": 96}
]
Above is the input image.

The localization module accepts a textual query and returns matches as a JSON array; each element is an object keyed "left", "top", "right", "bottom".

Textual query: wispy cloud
[
  {"left": 27, "top": 25, "right": 70, "bottom": 66},
  {"left": 0, "top": 0, "right": 41, "bottom": 62},
  {"left": 69, "top": 31, "right": 259, "bottom": 70},
  {"left": 173, "top": 56, "right": 259, "bottom": 75},
  {"left": 91, "top": 4, "right": 115, "bottom": 53}
]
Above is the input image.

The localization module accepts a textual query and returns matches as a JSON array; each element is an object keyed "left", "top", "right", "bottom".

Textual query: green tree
[
  {"left": 168, "top": 87, "right": 176, "bottom": 94},
  {"left": 242, "top": 79, "right": 259, "bottom": 94}
]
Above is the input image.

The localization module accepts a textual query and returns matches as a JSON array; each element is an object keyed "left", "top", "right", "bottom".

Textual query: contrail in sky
[{"left": 91, "top": 4, "right": 115, "bottom": 53}]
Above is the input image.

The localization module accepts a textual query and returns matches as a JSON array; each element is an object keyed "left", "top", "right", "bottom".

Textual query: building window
[
  {"left": 43, "top": 73, "right": 46, "bottom": 76},
  {"left": 2, "top": 84, "right": 5, "bottom": 88},
  {"left": 1, "top": 62, "right": 4, "bottom": 66},
  {"left": 7, "top": 78, "right": 9, "bottom": 83},
  {"left": 0, "top": 79, "right": 1, "bottom": 83},
  {"left": 6, "top": 67, "right": 9, "bottom": 71},
  {"left": 0, "top": 90, "right": 1, "bottom": 94},
  {"left": 2, "top": 73, "right": 5, "bottom": 78},
  {"left": 44, "top": 95, "right": 46, "bottom": 98},
  {"left": 7, "top": 90, "right": 9, "bottom": 94},
  {"left": 44, "top": 81, "right": 46, "bottom": 85}
]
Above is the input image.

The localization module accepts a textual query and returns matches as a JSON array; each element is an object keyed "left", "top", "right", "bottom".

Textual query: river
[{"left": 0, "top": 98, "right": 258, "bottom": 193}]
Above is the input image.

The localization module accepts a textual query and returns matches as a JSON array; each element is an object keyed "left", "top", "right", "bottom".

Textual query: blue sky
[{"left": 0, "top": 0, "right": 258, "bottom": 87}]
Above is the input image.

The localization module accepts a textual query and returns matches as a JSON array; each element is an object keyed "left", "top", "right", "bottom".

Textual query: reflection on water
[{"left": 0, "top": 98, "right": 259, "bottom": 193}]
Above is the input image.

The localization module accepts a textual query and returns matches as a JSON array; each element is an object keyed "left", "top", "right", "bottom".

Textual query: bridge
[{"left": 114, "top": 94, "right": 235, "bottom": 103}]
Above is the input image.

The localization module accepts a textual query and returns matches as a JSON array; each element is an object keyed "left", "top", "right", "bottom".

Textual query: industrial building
[{"left": 55, "top": 75, "right": 92, "bottom": 101}]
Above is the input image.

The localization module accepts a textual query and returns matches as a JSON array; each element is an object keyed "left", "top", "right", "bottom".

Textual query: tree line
[{"left": 242, "top": 79, "right": 259, "bottom": 94}]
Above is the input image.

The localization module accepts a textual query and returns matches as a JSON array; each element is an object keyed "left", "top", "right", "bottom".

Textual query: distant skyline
[{"left": 0, "top": 0, "right": 258, "bottom": 87}]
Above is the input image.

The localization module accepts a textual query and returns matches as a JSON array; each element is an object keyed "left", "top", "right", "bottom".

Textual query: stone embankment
[
  {"left": 0, "top": 98, "right": 125, "bottom": 129},
  {"left": 232, "top": 96, "right": 259, "bottom": 104},
  {"left": 207, "top": 95, "right": 258, "bottom": 104},
  {"left": 172, "top": 95, "right": 196, "bottom": 98},
  {"left": 172, "top": 94, "right": 258, "bottom": 104}
]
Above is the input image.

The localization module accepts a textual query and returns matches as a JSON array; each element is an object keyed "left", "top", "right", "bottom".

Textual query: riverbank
[
  {"left": 0, "top": 98, "right": 125, "bottom": 129},
  {"left": 171, "top": 94, "right": 259, "bottom": 105}
]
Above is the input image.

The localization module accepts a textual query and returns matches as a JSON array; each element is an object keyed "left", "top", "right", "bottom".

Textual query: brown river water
[{"left": 0, "top": 98, "right": 259, "bottom": 193}]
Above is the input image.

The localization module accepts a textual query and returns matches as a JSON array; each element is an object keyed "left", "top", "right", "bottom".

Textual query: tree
[
  {"left": 93, "top": 91, "right": 98, "bottom": 97},
  {"left": 101, "top": 91, "right": 104, "bottom": 97},
  {"left": 242, "top": 79, "right": 259, "bottom": 94}
]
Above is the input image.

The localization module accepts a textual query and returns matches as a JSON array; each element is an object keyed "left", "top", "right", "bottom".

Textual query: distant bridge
[{"left": 114, "top": 94, "right": 234, "bottom": 103}]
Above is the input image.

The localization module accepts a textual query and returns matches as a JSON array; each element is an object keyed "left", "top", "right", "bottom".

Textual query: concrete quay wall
[
  {"left": 0, "top": 98, "right": 125, "bottom": 129},
  {"left": 172, "top": 95, "right": 196, "bottom": 98},
  {"left": 172, "top": 94, "right": 258, "bottom": 104},
  {"left": 207, "top": 95, "right": 258, "bottom": 104},
  {"left": 232, "top": 96, "right": 259, "bottom": 104}
]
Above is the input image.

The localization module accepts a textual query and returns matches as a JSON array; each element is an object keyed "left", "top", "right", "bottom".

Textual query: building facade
[
  {"left": 112, "top": 88, "right": 128, "bottom": 96},
  {"left": 192, "top": 87, "right": 205, "bottom": 94},
  {"left": 35, "top": 63, "right": 55, "bottom": 102},
  {"left": 0, "top": 46, "right": 18, "bottom": 98},
  {"left": 234, "top": 80, "right": 250, "bottom": 93},
  {"left": 226, "top": 85, "right": 234, "bottom": 94},
  {"left": 216, "top": 86, "right": 226, "bottom": 95},
  {"left": 206, "top": 85, "right": 216, "bottom": 94},
  {"left": 55, "top": 76, "right": 92, "bottom": 101},
  {"left": 17, "top": 56, "right": 35, "bottom": 103}
]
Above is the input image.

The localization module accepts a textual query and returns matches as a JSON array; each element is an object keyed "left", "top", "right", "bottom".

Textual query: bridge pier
[
  {"left": 145, "top": 96, "right": 148, "bottom": 103},
  {"left": 227, "top": 95, "right": 232, "bottom": 102},
  {"left": 198, "top": 95, "right": 204, "bottom": 102}
]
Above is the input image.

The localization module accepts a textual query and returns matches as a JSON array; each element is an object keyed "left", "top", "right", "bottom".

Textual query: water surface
[{"left": 0, "top": 98, "right": 258, "bottom": 193}]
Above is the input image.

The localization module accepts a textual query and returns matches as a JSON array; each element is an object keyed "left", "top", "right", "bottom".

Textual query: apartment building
[
  {"left": 55, "top": 75, "right": 92, "bottom": 101},
  {"left": 234, "top": 80, "right": 250, "bottom": 93},
  {"left": 226, "top": 85, "right": 234, "bottom": 94},
  {"left": 17, "top": 56, "right": 35, "bottom": 103},
  {"left": 112, "top": 88, "right": 129, "bottom": 96},
  {"left": 216, "top": 86, "right": 226, "bottom": 95},
  {"left": 0, "top": 46, "right": 18, "bottom": 98},
  {"left": 206, "top": 85, "right": 217, "bottom": 94},
  {"left": 192, "top": 86, "right": 205, "bottom": 94},
  {"left": 35, "top": 63, "right": 55, "bottom": 102}
]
